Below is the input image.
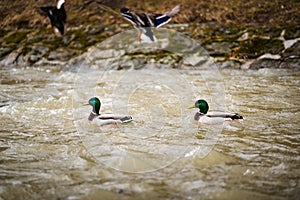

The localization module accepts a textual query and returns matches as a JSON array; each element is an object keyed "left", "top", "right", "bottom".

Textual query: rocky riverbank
[{"left": 1, "top": 0, "right": 299, "bottom": 69}]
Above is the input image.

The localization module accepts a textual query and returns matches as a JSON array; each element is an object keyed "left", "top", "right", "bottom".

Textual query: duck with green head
[
  {"left": 189, "top": 99, "right": 243, "bottom": 124},
  {"left": 84, "top": 97, "right": 133, "bottom": 126}
]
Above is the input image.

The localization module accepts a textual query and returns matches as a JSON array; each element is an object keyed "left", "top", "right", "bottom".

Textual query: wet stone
[
  {"left": 280, "top": 58, "right": 300, "bottom": 68},
  {"left": 282, "top": 41, "right": 300, "bottom": 58},
  {"left": 204, "top": 41, "right": 235, "bottom": 57},
  {"left": 48, "top": 48, "right": 76, "bottom": 61},
  {"left": 0, "top": 51, "right": 19, "bottom": 66},
  {"left": 250, "top": 59, "right": 281, "bottom": 69},
  {"left": 0, "top": 47, "right": 14, "bottom": 60},
  {"left": 218, "top": 60, "right": 241, "bottom": 69},
  {"left": 236, "top": 38, "right": 284, "bottom": 59}
]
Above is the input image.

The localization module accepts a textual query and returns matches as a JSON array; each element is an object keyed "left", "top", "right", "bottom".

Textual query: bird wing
[
  {"left": 206, "top": 111, "right": 243, "bottom": 120},
  {"left": 98, "top": 113, "right": 130, "bottom": 120},
  {"left": 199, "top": 115, "right": 227, "bottom": 124},
  {"left": 151, "top": 14, "right": 172, "bottom": 28},
  {"left": 164, "top": 4, "right": 180, "bottom": 17},
  {"left": 93, "top": 114, "right": 132, "bottom": 126},
  {"left": 152, "top": 4, "right": 180, "bottom": 28}
]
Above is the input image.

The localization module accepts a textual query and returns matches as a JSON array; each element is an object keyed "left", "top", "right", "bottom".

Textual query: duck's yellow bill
[
  {"left": 188, "top": 105, "right": 195, "bottom": 109},
  {"left": 82, "top": 102, "right": 89, "bottom": 106}
]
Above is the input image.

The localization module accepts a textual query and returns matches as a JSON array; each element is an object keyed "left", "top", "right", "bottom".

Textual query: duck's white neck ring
[
  {"left": 91, "top": 111, "right": 98, "bottom": 115},
  {"left": 198, "top": 111, "right": 205, "bottom": 115}
]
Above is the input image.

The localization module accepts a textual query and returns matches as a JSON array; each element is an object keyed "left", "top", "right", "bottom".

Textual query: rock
[
  {"left": 279, "top": 58, "right": 300, "bottom": 68},
  {"left": 64, "top": 57, "right": 89, "bottom": 71},
  {"left": 85, "top": 25, "right": 105, "bottom": 35},
  {"left": 278, "top": 30, "right": 300, "bottom": 50},
  {"left": 236, "top": 37, "right": 284, "bottom": 58},
  {"left": 249, "top": 59, "right": 281, "bottom": 69},
  {"left": 25, "top": 45, "right": 50, "bottom": 64},
  {"left": 0, "top": 51, "right": 19, "bottom": 66},
  {"left": 28, "top": 54, "right": 41, "bottom": 63},
  {"left": 284, "top": 25, "right": 300, "bottom": 39},
  {"left": 16, "top": 54, "right": 27, "bottom": 66},
  {"left": 204, "top": 41, "right": 236, "bottom": 56},
  {"left": 240, "top": 60, "right": 254, "bottom": 70},
  {"left": 218, "top": 60, "right": 241, "bottom": 69},
  {"left": 237, "top": 32, "right": 249, "bottom": 41},
  {"left": 48, "top": 48, "right": 76, "bottom": 61},
  {"left": 62, "top": 34, "right": 76, "bottom": 44},
  {"left": 31, "top": 45, "right": 49, "bottom": 56},
  {"left": 258, "top": 53, "right": 281, "bottom": 60},
  {"left": 183, "top": 53, "right": 210, "bottom": 66},
  {"left": 87, "top": 48, "right": 126, "bottom": 60},
  {"left": 34, "top": 57, "right": 66, "bottom": 67},
  {"left": 282, "top": 41, "right": 300, "bottom": 58},
  {"left": 0, "top": 46, "right": 15, "bottom": 59},
  {"left": 283, "top": 38, "right": 300, "bottom": 50}
]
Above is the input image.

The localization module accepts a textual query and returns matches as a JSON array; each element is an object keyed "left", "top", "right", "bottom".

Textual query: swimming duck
[
  {"left": 188, "top": 99, "right": 243, "bottom": 124},
  {"left": 38, "top": 0, "right": 67, "bottom": 36},
  {"left": 120, "top": 4, "right": 180, "bottom": 42},
  {"left": 84, "top": 97, "right": 133, "bottom": 126}
]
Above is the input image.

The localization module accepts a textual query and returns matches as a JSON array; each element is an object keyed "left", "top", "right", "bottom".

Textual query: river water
[{"left": 0, "top": 65, "right": 299, "bottom": 199}]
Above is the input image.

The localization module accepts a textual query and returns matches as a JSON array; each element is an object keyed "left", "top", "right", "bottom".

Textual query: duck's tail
[
  {"left": 231, "top": 114, "right": 243, "bottom": 120},
  {"left": 165, "top": 4, "right": 180, "bottom": 17},
  {"left": 120, "top": 116, "right": 133, "bottom": 123}
]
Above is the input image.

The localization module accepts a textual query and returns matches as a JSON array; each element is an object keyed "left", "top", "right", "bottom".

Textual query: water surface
[{"left": 0, "top": 66, "right": 299, "bottom": 199}]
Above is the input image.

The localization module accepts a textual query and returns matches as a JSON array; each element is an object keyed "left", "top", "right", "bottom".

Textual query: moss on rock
[
  {"left": 235, "top": 37, "right": 284, "bottom": 59},
  {"left": 4, "top": 31, "right": 29, "bottom": 44}
]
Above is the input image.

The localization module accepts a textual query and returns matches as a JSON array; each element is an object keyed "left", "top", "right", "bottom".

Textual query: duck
[
  {"left": 38, "top": 0, "right": 67, "bottom": 36},
  {"left": 188, "top": 99, "right": 243, "bottom": 124},
  {"left": 84, "top": 97, "right": 133, "bottom": 126},
  {"left": 120, "top": 4, "right": 180, "bottom": 42}
]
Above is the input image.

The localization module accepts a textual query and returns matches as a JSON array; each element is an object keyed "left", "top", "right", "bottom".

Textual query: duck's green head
[
  {"left": 188, "top": 99, "right": 209, "bottom": 114},
  {"left": 86, "top": 97, "right": 101, "bottom": 115}
]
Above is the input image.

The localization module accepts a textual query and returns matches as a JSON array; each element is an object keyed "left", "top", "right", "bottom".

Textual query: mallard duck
[
  {"left": 38, "top": 0, "right": 67, "bottom": 36},
  {"left": 84, "top": 97, "right": 133, "bottom": 126},
  {"left": 188, "top": 99, "right": 243, "bottom": 124},
  {"left": 120, "top": 4, "right": 180, "bottom": 42}
]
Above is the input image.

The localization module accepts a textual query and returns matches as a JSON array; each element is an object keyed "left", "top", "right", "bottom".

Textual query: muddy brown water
[{"left": 0, "top": 66, "right": 299, "bottom": 199}]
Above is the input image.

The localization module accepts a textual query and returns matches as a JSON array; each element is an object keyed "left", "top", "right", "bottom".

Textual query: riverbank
[{"left": 1, "top": 0, "right": 299, "bottom": 69}]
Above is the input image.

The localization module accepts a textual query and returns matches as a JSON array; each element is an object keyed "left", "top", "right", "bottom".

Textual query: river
[{"left": 0, "top": 65, "right": 299, "bottom": 199}]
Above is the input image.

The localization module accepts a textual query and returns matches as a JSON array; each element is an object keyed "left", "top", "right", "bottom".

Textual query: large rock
[
  {"left": 249, "top": 58, "right": 281, "bottom": 69},
  {"left": 280, "top": 58, "right": 300, "bottom": 68}
]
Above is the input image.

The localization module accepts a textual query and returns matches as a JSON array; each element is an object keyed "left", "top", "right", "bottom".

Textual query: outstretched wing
[
  {"left": 150, "top": 4, "right": 180, "bottom": 28},
  {"left": 151, "top": 14, "right": 172, "bottom": 28}
]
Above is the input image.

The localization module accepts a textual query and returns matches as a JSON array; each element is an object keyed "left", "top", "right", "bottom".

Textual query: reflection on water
[{"left": 0, "top": 66, "right": 299, "bottom": 199}]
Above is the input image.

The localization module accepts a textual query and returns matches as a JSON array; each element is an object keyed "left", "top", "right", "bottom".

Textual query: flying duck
[
  {"left": 38, "top": 0, "right": 67, "bottom": 36},
  {"left": 120, "top": 4, "right": 180, "bottom": 41},
  {"left": 84, "top": 97, "right": 133, "bottom": 126},
  {"left": 189, "top": 99, "right": 243, "bottom": 124}
]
